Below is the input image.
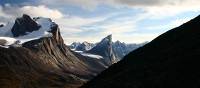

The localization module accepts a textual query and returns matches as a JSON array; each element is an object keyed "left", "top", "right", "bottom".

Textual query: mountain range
[
  {"left": 81, "top": 15, "right": 200, "bottom": 88},
  {"left": 1, "top": 13, "right": 198, "bottom": 88},
  {"left": 0, "top": 14, "right": 146, "bottom": 88},
  {"left": 70, "top": 35, "right": 147, "bottom": 65}
]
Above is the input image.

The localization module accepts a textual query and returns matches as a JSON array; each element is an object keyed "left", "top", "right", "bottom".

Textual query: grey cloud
[
  {"left": 108, "top": 0, "right": 185, "bottom": 7},
  {"left": 0, "top": 4, "right": 64, "bottom": 25},
  {"left": 0, "top": 0, "right": 39, "bottom": 6},
  {"left": 115, "top": 0, "right": 165, "bottom": 6},
  {"left": 40, "top": 0, "right": 185, "bottom": 9}
]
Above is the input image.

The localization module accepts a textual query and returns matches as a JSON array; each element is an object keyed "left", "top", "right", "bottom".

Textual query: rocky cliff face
[
  {"left": 0, "top": 14, "right": 105, "bottom": 88},
  {"left": 22, "top": 19, "right": 94, "bottom": 77},
  {"left": 86, "top": 35, "right": 118, "bottom": 66}
]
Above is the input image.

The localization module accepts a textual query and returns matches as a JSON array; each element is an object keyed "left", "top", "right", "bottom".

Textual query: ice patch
[
  {"left": 0, "top": 37, "right": 17, "bottom": 45},
  {"left": 81, "top": 53, "right": 103, "bottom": 59}
]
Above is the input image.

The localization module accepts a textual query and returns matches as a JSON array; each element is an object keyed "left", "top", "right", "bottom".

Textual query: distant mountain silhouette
[
  {"left": 70, "top": 35, "right": 147, "bottom": 66},
  {"left": 81, "top": 15, "right": 200, "bottom": 88},
  {"left": 112, "top": 40, "right": 147, "bottom": 60},
  {"left": 72, "top": 41, "right": 95, "bottom": 51}
]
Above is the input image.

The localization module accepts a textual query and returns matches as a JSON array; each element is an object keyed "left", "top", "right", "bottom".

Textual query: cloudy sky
[{"left": 0, "top": 0, "right": 200, "bottom": 44}]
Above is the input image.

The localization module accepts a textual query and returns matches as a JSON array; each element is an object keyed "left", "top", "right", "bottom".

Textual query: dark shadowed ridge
[{"left": 81, "top": 15, "right": 200, "bottom": 88}]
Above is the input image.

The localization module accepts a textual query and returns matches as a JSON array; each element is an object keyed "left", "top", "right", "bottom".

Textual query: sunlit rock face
[{"left": 0, "top": 14, "right": 106, "bottom": 88}]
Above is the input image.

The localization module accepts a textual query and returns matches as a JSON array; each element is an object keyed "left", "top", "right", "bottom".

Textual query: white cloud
[
  {"left": 55, "top": 15, "right": 107, "bottom": 28},
  {"left": 143, "top": 1, "right": 200, "bottom": 18},
  {"left": 53, "top": 15, "right": 112, "bottom": 44},
  {"left": 20, "top": 5, "right": 63, "bottom": 19},
  {"left": 0, "top": 5, "right": 64, "bottom": 23},
  {"left": 101, "top": 19, "right": 137, "bottom": 35},
  {"left": 146, "top": 17, "right": 192, "bottom": 31},
  {"left": 42, "top": 0, "right": 180, "bottom": 8},
  {"left": 92, "top": 13, "right": 147, "bottom": 38},
  {"left": 0, "top": 6, "right": 11, "bottom": 18},
  {"left": 170, "top": 18, "right": 191, "bottom": 27},
  {"left": 54, "top": 15, "right": 108, "bottom": 33},
  {"left": 113, "top": 33, "right": 159, "bottom": 43},
  {"left": 42, "top": 0, "right": 200, "bottom": 10},
  {"left": 0, "top": 6, "right": 15, "bottom": 24},
  {"left": 42, "top": 0, "right": 200, "bottom": 18},
  {"left": 58, "top": 12, "right": 163, "bottom": 44},
  {"left": 63, "top": 36, "right": 103, "bottom": 45}
]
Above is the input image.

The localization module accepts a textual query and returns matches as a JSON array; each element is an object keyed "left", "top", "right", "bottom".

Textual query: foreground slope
[{"left": 82, "top": 15, "right": 200, "bottom": 88}]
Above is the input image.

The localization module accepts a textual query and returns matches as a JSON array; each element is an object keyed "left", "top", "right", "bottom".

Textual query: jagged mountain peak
[
  {"left": 70, "top": 42, "right": 81, "bottom": 49},
  {"left": 83, "top": 41, "right": 90, "bottom": 45},
  {"left": 114, "top": 40, "right": 124, "bottom": 45},
  {"left": 87, "top": 35, "right": 113, "bottom": 53},
  {"left": 86, "top": 34, "right": 118, "bottom": 65},
  {"left": 81, "top": 41, "right": 95, "bottom": 51},
  {"left": 12, "top": 14, "right": 41, "bottom": 37},
  {"left": 101, "top": 34, "right": 112, "bottom": 44},
  {"left": 22, "top": 14, "right": 32, "bottom": 20},
  {"left": 115, "top": 40, "right": 121, "bottom": 43}
]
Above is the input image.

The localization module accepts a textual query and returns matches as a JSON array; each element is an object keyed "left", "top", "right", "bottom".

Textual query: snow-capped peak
[
  {"left": 17, "top": 17, "right": 53, "bottom": 41},
  {"left": 0, "top": 14, "right": 55, "bottom": 48}
]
